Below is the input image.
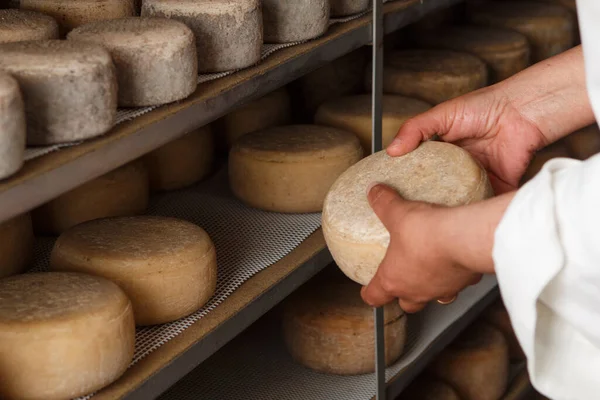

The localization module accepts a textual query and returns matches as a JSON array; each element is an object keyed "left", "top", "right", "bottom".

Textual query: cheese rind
[
  {"left": 323, "top": 142, "right": 493, "bottom": 285},
  {"left": 50, "top": 216, "right": 218, "bottom": 326},
  {"left": 0, "top": 9, "right": 59, "bottom": 43},
  {"left": 0, "top": 72, "right": 25, "bottom": 179},
  {"left": 144, "top": 125, "right": 214, "bottom": 191},
  {"left": 229, "top": 125, "right": 363, "bottom": 213},
  {"left": 0, "top": 40, "right": 117, "bottom": 145},
  {"left": 315, "top": 94, "right": 431, "bottom": 154},
  {"left": 283, "top": 276, "right": 406, "bottom": 375},
  {"left": 330, "top": 0, "right": 369, "bottom": 17},
  {"left": 564, "top": 125, "right": 600, "bottom": 160},
  {"left": 0, "top": 272, "right": 135, "bottom": 400},
  {"left": 0, "top": 213, "right": 33, "bottom": 279},
  {"left": 262, "top": 0, "right": 329, "bottom": 43},
  {"left": 398, "top": 376, "right": 461, "bottom": 400},
  {"left": 68, "top": 17, "right": 197, "bottom": 107},
  {"left": 142, "top": 0, "right": 262, "bottom": 73},
  {"left": 482, "top": 299, "right": 526, "bottom": 360},
  {"left": 32, "top": 160, "right": 149, "bottom": 235}
]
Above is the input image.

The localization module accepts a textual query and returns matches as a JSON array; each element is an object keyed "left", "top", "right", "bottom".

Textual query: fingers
[
  {"left": 361, "top": 274, "right": 395, "bottom": 308},
  {"left": 367, "top": 183, "right": 404, "bottom": 232},
  {"left": 399, "top": 299, "right": 427, "bottom": 313}
]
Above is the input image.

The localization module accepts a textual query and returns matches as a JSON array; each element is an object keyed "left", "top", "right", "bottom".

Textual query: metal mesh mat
[
  {"left": 158, "top": 275, "right": 497, "bottom": 400},
  {"left": 30, "top": 168, "right": 322, "bottom": 400}
]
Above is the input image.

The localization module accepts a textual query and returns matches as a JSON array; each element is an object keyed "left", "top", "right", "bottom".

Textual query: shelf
[
  {"left": 157, "top": 276, "right": 499, "bottom": 400},
  {"left": 0, "top": 0, "right": 464, "bottom": 225}
]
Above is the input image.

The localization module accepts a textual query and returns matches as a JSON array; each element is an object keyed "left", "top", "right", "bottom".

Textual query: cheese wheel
[
  {"left": 0, "top": 272, "right": 135, "bottom": 400},
  {"left": 144, "top": 125, "right": 214, "bottom": 191},
  {"left": 369, "top": 50, "right": 488, "bottom": 105},
  {"left": 414, "top": 26, "right": 530, "bottom": 83},
  {"left": 142, "top": 0, "right": 262, "bottom": 73},
  {"left": 467, "top": 1, "right": 575, "bottom": 62},
  {"left": 323, "top": 142, "right": 493, "bottom": 285},
  {"left": 330, "top": 0, "right": 369, "bottom": 17},
  {"left": 20, "top": 0, "right": 135, "bottom": 35},
  {"left": 0, "top": 213, "right": 33, "bottom": 278},
  {"left": 217, "top": 88, "right": 292, "bottom": 148},
  {"left": 398, "top": 376, "right": 461, "bottom": 400},
  {"left": 0, "top": 72, "right": 25, "bottom": 179},
  {"left": 0, "top": 40, "right": 117, "bottom": 145},
  {"left": 482, "top": 299, "right": 526, "bottom": 361},
  {"left": 50, "top": 216, "right": 217, "bottom": 326},
  {"left": 262, "top": 0, "right": 329, "bottom": 43},
  {"left": 0, "top": 9, "right": 59, "bottom": 43},
  {"left": 315, "top": 94, "right": 431, "bottom": 155},
  {"left": 32, "top": 160, "right": 149, "bottom": 235},
  {"left": 564, "top": 125, "right": 600, "bottom": 160},
  {"left": 229, "top": 125, "right": 363, "bottom": 213},
  {"left": 283, "top": 276, "right": 406, "bottom": 375},
  {"left": 521, "top": 142, "right": 571, "bottom": 183},
  {"left": 428, "top": 322, "right": 510, "bottom": 400},
  {"left": 68, "top": 17, "right": 197, "bottom": 107}
]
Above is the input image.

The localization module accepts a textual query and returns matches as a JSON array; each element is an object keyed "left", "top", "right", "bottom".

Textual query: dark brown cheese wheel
[
  {"left": 414, "top": 26, "right": 530, "bottom": 83},
  {"left": 428, "top": 322, "right": 510, "bottom": 400},
  {"left": 368, "top": 49, "right": 488, "bottom": 105},
  {"left": 397, "top": 376, "right": 461, "bottom": 400},
  {"left": 521, "top": 142, "right": 571, "bottom": 183},
  {"left": 283, "top": 276, "right": 407, "bottom": 375},
  {"left": 0, "top": 213, "right": 33, "bottom": 278},
  {"left": 481, "top": 298, "right": 526, "bottom": 361},
  {"left": 467, "top": 1, "right": 575, "bottom": 62},
  {"left": 564, "top": 125, "right": 600, "bottom": 160}
]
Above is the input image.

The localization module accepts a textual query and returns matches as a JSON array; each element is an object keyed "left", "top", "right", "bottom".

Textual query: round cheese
[
  {"left": 68, "top": 17, "right": 197, "bottom": 107},
  {"left": 0, "top": 40, "right": 117, "bottom": 145},
  {"left": 217, "top": 88, "right": 292, "bottom": 148},
  {"left": 428, "top": 322, "right": 509, "bottom": 400},
  {"left": 521, "top": 142, "right": 570, "bottom": 183},
  {"left": 482, "top": 299, "right": 526, "bottom": 361},
  {"left": 330, "top": 0, "right": 369, "bottom": 17},
  {"left": 0, "top": 72, "right": 25, "bottom": 180},
  {"left": 0, "top": 9, "right": 59, "bottom": 43},
  {"left": 314, "top": 94, "right": 431, "bottom": 155},
  {"left": 32, "top": 160, "right": 149, "bottom": 235},
  {"left": 229, "top": 125, "right": 363, "bottom": 213},
  {"left": 414, "top": 26, "right": 530, "bottom": 83},
  {"left": 0, "top": 272, "right": 135, "bottom": 400},
  {"left": 370, "top": 49, "right": 488, "bottom": 105},
  {"left": 323, "top": 142, "right": 494, "bottom": 286},
  {"left": 283, "top": 275, "right": 406, "bottom": 375},
  {"left": 564, "top": 125, "right": 600, "bottom": 160},
  {"left": 262, "top": 0, "right": 329, "bottom": 43},
  {"left": 467, "top": 1, "right": 575, "bottom": 62},
  {"left": 142, "top": 0, "right": 262, "bottom": 73},
  {"left": 50, "top": 216, "right": 217, "bottom": 326},
  {"left": 144, "top": 125, "right": 214, "bottom": 191},
  {"left": 20, "top": 0, "right": 136, "bottom": 35},
  {"left": 398, "top": 376, "right": 461, "bottom": 400},
  {"left": 0, "top": 213, "right": 33, "bottom": 279}
]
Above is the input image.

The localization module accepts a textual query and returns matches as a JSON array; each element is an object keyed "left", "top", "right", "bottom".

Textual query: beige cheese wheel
[
  {"left": 467, "top": 1, "right": 575, "bottom": 63},
  {"left": 144, "top": 125, "right": 214, "bottom": 191},
  {"left": 0, "top": 272, "right": 135, "bottom": 400},
  {"left": 564, "top": 125, "right": 600, "bottom": 160},
  {"left": 428, "top": 322, "right": 510, "bottom": 400},
  {"left": 398, "top": 376, "right": 461, "bottom": 400},
  {"left": 330, "top": 0, "right": 369, "bottom": 17},
  {"left": 369, "top": 49, "right": 488, "bottom": 105},
  {"left": 414, "top": 26, "right": 530, "bottom": 83},
  {"left": 142, "top": 0, "right": 262, "bottom": 73},
  {"left": 229, "top": 125, "right": 363, "bottom": 213},
  {"left": 263, "top": 0, "right": 329, "bottom": 43},
  {"left": 32, "top": 160, "right": 149, "bottom": 235},
  {"left": 322, "top": 142, "right": 493, "bottom": 285},
  {"left": 0, "top": 72, "right": 25, "bottom": 179},
  {"left": 217, "top": 88, "right": 292, "bottom": 148},
  {"left": 0, "top": 40, "right": 117, "bottom": 145},
  {"left": 68, "top": 17, "right": 197, "bottom": 107},
  {"left": 0, "top": 9, "right": 59, "bottom": 43},
  {"left": 20, "top": 0, "right": 135, "bottom": 35},
  {"left": 482, "top": 299, "right": 526, "bottom": 361},
  {"left": 50, "top": 216, "right": 217, "bottom": 326},
  {"left": 0, "top": 213, "right": 33, "bottom": 278},
  {"left": 315, "top": 94, "right": 431, "bottom": 155},
  {"left": 283, "top": 276, "right": 406, "bottom": 375},
  {"left": 521, "top": 142, "right": 571, "bottom": 183}
]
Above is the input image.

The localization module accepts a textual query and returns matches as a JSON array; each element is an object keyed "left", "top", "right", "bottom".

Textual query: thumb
[{"left": 367, "top": 183, "right": 404, "bottom": 232}]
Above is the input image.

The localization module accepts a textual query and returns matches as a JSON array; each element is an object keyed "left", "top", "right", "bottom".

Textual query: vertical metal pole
[{"left": 372, "top": 1, "right": 385, "bottom": 400}]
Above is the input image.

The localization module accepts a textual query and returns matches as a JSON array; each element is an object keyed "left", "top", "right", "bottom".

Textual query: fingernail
[
  {"left": 389, "top": 137, "right": 402, "bottom": 148},
  {"left": 366, "top": 182, "right": 381, "bottom": 197}
]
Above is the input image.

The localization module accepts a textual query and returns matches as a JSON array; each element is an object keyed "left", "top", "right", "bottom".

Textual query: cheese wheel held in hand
[{"left": 322, "top": 141, "right": 493, "bottom": 285}]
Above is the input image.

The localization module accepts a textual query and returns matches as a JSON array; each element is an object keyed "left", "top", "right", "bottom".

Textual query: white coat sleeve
[{"left": 493, "top": 2, "right": 600, "bottom": 399}]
